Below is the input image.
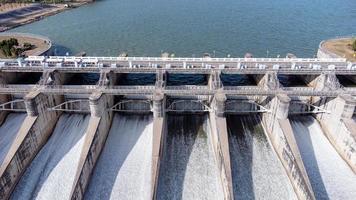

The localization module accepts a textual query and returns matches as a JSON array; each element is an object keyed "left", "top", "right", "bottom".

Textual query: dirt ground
[
  {"left": 0, "top": 35, "right": 50, "bottom": 58},
  {"left": 0, "top": 2, "right": 88, "bottom": 32},
  {"left": 322, "top": 38, "right": 356, "bottom": 62}
]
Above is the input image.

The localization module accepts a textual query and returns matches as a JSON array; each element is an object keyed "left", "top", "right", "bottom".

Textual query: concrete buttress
[
  {"left": 70, "top": 92, "right": 114, "bottom": 199},
  {"left": 0, "top": 91, "right": 63, "bottom": 199},
  {"left": 209, "top": 92, "right": 234, "bottom": 200}
]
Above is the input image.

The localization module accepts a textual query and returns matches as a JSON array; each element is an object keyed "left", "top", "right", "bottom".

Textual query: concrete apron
[
  {"left": 208, "top": 112, "right": 234, "bottom": 200},
  {"left": 0, "top": 91, "right": 62, "bottom": 200}
]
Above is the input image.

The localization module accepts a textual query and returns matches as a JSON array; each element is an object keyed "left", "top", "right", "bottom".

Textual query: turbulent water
[
  {"left": 0, "top": 113, "right": 26, "bottom": 165},
  {"left": 11, "top": 114, "right": 90, "bottom": 200},
  {"left": 157, "top": 115, "right": 224, "bottom": 200},
  {"left": 85, "top": 114, "right": 153, "bottom": 200},
  {"left": 290, "top": 116, "right": 356, "bottom": 200},
  {"left": 227, "top": 115, "right": 297, "bottom": 200}
]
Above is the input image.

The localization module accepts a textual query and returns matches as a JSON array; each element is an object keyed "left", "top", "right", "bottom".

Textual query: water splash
[
  {"left": 157, "top": 115, "right": 224, "bottom": 200},
  {"left": 0, "top": 113, "right": 26, "bottom": 165},
  {"left": 290, "top": 116, "right": 356, "bottom": 200},
  {"left": 11, "top": 114, "right": 90, "bottom": 200},
  {"left": 85, "top": 114, "right": 153, "bottom": 200},
  {"left": 227, "top": 114, "right": 297, "bottom": 200}
]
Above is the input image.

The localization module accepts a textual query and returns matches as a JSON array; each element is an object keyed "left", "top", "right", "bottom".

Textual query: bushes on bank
[
  {"left": 0, "top": 38, "right": 34, "bottom": 58},
  {"left": 353, "top": 39, "right": 356, "bottom": 52}
]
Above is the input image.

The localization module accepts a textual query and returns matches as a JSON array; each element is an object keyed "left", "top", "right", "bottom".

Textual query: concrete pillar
[
  {"left": 215, "top": 92, "right": 226, "bottom": 117},
  {"left": 155, "top": 70, "right": 166, "bottom": 89},
  {"left": 152, "top": 91, "right": 164, "bottom": 118},
  {"left": 261, "top": 94, "right": 315, "bottom": 200},
  {"left": 70, "top": 92, "right": 114, "bottom": 200},
  {"left": 317, "top": 95, "right": 356, "bottom": 172},
  {"left": 209, "top": 92, "right": 233, "bottom": 200},
  {"left": 340, "top": 95, "right": 356, "bottom": 119},
  {"left": 208, "top": 70, "right": 222, "bottom": 90},
  {"left": 254, "top": 72, "right": 280, "bottom": 90},
  {"left": 275, "top": 94, "right": 290, "bottom": 119},
  {"left": 0, "top": 91, "right": 62, "bottom": 199},
  {"left": 151, "top": 91, "right": 166, "bottom": 199}
]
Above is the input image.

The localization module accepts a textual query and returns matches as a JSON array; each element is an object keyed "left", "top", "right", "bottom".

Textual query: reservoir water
[
  {"left": 11, "top": 114, "right": 90, "bottom": 200},
  {"left": 85, "top": 114, "right": 153, "bottom": 200},
  {"left": 0, "top": 113, "right": 26, "bottom": 165},
  {"left": 8, "top": 0, "right": 356, "bottom": 57},
  {"left": 227, "top": 115, "right": 297, "bottom": 200},
  {"left": 290, "top": 116, "right": 356, "bottom": 200},
  {"left": 157, "top": 115, "right": 224, "bottom": 200}
]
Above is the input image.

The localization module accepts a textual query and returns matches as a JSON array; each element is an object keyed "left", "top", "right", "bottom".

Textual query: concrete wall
[
  {"left": 151, "top": 92, "right": 166, "bottom": 199},
  {"left": 316, "top": 95, "right": 356, "bottom": 172},
  {"left": 151, "top": 116, "right": 166, "bottom": 199},
  {"left": 261, "top": 94, "right": 315, "bottom": 200},
  {"left": 208, "top": 111, "right": 233, "bottom": 200},
  {"left": 0, "top": 91, "right": 63, "bottom": 199},
  {"left": 70, "top": 93, "right": 114, "bottom": 199}
]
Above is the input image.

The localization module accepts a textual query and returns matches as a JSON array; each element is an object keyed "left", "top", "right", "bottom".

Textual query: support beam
[
  {"left": 70, "top": 92, "right": 114, "bottom": 199},
  {"left": 317, "top": 95, "right": 356, "bottom": 172},
  {"left": 209, "top": 92, "right": 233, "bottom": 199},
  {"left": 261, "top": 94, "right": 315, "bottom": 200},
  {"left": 151, "top": 91, "right": 165, "bottom": 199},
  {"left": 0, "top": 91, "right": 63, "bottom": 199}
]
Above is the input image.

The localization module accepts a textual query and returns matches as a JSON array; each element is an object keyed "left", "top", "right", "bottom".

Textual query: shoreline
[
  {"left": 318, "top": 37, "right": 356, "bottom": 62},
  {"left": 0, "top": 32, "right": 52, "bottom": 58},
  {"left": 0, "top": 2, "right": 92, "bottom": 32}
]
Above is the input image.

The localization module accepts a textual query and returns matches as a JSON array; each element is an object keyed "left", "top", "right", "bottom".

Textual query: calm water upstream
[{"left": 7, "top": 0, "right": 356, "bottom": 57}]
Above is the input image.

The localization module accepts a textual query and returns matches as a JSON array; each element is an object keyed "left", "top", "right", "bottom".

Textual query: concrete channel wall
[
  {"left": 0, "top": 91, "right": 63, "bottom": 199},
  {"left": 261, "top": 94, "right": 315, "bottom": 200},
  {"left": 208, "top": 93, "right": 233, "bottom": 200},
  {"left": 151, "top": 92, "right": 166, "bottom": 199},
  {"left": 316, "top": 95, "right": 356, "bottom": 172},
  {"left": 208, "top": 112, "right": 233, "bottom": 199},
  {"left": 70, "top": 93, "right": 114, "bottom": 199}
]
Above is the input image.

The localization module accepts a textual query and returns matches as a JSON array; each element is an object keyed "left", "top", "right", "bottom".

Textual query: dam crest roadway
[{"left": 0, "top": 55, "right": 355, "bottom": 200}]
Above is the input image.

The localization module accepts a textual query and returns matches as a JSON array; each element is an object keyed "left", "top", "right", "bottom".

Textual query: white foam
[
  {"left": 291, "top": 116, "right": 356, "bottom": 200},
  {"left": 157, "top": 115, "right": 224, "bottom": 200},
  {"left": 0, "top": 113, "right": 26, "bottom": 165},
  {"left": 85, "top": 114, "right": 153, "bottom": 200},
  {"left": 11, "top": 114, "right": 90, "bottom": 200},
  {"left": 228, "top": 115, "right": 297, "bottom": 200}
]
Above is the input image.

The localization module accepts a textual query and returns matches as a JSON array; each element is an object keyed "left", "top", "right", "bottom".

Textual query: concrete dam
[{"left": 0, "top": 56, "right": 356, "bottom": 200}]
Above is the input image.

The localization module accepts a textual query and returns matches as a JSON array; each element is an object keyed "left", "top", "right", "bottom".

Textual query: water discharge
[
  {"left": 290, "top": 116, "right": 356, "bottom": 200},
  {"left": 227, "top": 115, "right": 297, "bottom": 200},
  {"left": 11, "top": 114, "right": 90, "bottom": 200},
  {"left": 0, "top": 113, "right": 26, "bottom": 165},
  {"left": 157, "top": 114, "right": 224, "bottom": 200},
  {"left": 85, "top": 114, "right": 153, "bottom": 200}
]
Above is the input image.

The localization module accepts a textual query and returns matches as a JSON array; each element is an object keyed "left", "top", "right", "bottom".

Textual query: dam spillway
[
  {"left": 156, "top": 114, "right": 224, "bottom": 200},
  {"left": 0, "top": 113, "right": 26, "bottom": 165},
  {"left": 11, "top": 114, "right": 89, "bottom": 200},
  {"left": 290, "top": 116, "right": 356, "bottom": 200},
  {"left": 0, "top": 56, "right": 356, "bottom": 200},
  {"left": 85, "top": 114, "right": 153, "bottom": 200},
  {"left": 227, "top": 115, "right": 297, "bottom": 200}
]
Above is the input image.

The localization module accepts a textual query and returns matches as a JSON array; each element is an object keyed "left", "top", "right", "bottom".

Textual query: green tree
[{"left": 353, "top": 39, "right": 356, "bottom": 51}]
